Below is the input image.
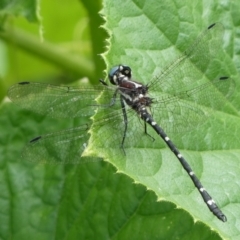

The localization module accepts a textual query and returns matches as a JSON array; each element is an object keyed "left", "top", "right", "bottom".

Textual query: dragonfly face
[{"left": 108, "top": 65, "right": 132, "bottom": 85}]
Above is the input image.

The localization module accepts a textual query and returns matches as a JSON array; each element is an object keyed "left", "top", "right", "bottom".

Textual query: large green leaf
[
  {"left": 1, "top": 0, "right": 240, "bottom": 240},
  {"left": 87, "top": 0, "right": 240, "bottom": 238}
]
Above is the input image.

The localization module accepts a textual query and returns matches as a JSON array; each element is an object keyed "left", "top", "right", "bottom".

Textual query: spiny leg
[
  {"left": 144, "top": 121, "right": 155, "bottom": 141},
  {"left": 120, "top": 96, "right": 128, "bottom": 154}
]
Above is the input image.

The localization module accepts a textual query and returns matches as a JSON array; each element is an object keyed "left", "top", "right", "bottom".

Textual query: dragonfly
[{"left": 8, "top": 23, "right": 234, "bottom": 222}]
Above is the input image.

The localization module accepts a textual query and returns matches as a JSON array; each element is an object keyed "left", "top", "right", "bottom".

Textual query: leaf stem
[{"left": 0, "top": 27, "right": 95, "bottom": 79}]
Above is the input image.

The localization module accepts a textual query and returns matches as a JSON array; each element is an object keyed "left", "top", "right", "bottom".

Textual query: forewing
[
  {"left": 152, "top": 76, "right": 235, "bottom": 133},
  {"left": 149, "top": 23, "right": 225, "bottom": 96},
  {"left": 8, "top": 82, "right": 116, "bottom": 118}
]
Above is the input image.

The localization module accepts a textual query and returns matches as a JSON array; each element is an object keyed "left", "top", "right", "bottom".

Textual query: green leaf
[
  {"left": 0, "top": 102, "right": 223, "bottom": 239},
  {"left": 81, "top": 0, "right": 108, "bottom": 79},
  {"left": 87, "top": 0, "right": 240, "bottom": 238},
  {"left": 0, "top": 0, "right": 38, "bottom": 22}
]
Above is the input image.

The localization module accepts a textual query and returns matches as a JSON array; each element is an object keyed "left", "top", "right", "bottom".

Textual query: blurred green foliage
[{"left": 0, "top": 0, "right": 106, "bottom": 102}]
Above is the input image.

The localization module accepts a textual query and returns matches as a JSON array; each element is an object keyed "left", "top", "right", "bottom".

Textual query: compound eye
[
  {"left": 108, "top": 65, "right": 132, "bottom": 85},
  {"left": 120, "top": 65, "right": 132, "bottom": 78},
  {"left": 108, "top": 66, "right": 119, "bottom": 85}
]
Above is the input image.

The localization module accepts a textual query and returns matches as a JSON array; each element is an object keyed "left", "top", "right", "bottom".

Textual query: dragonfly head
[{"left": 108, "top": 65, "right": 132, "bottom": 85}]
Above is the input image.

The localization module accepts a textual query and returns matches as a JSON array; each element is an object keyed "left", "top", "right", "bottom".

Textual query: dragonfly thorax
[{"left": 108, "top": 65, "right": 152, "bottom": 111}]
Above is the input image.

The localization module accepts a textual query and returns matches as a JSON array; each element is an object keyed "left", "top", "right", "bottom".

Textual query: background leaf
[{"left": 0, "top": 0, "right": 38, "bottom": 22}]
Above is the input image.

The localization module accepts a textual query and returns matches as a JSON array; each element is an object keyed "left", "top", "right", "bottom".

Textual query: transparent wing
[
  {"left": 21, "top": 76, "right": 235, "bottom": 164},
  {"left": 145, "top": 23, "right": 235, "bottom": 132},
  {"left": 149, "top": 23, "right": 228, "bottom": 97},
  {"left": 151, "top": 76, "right": 235, "bottom": 133},
  {"left": 8, "top": 82, "right": 116, "bottom": 118},
  {"left": 21, "top": 98, "right": 154, "bottom": 164},
  {"left": 22, "top": 125, "right": 91, "bottom": 164}
]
